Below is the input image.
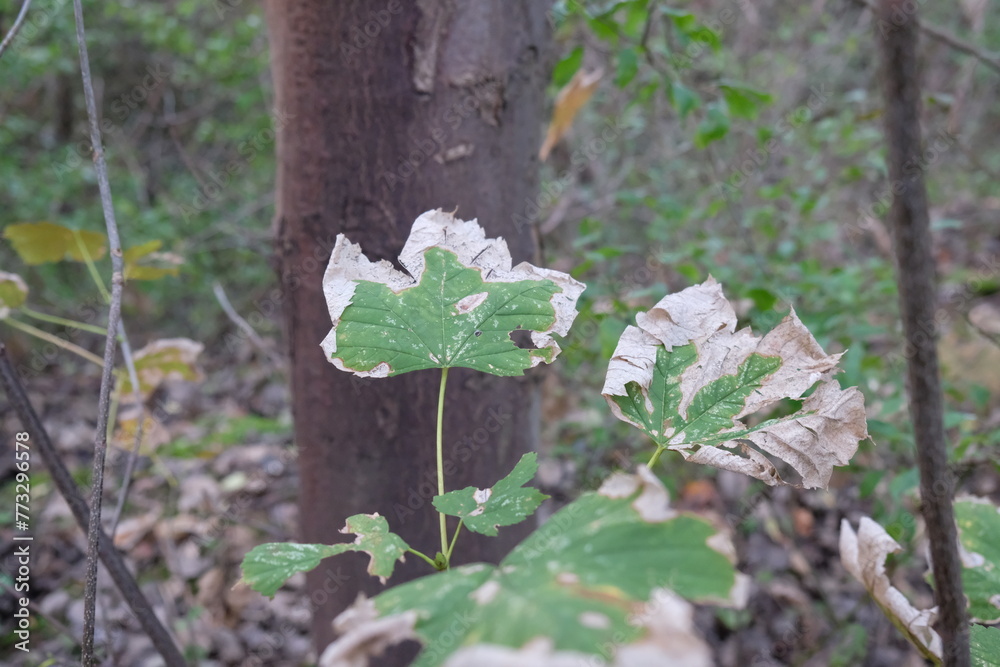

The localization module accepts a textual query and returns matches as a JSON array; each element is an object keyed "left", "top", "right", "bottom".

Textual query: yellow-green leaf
[
  {"left": 3, "top": 222, "right": 106, "bottom": 265},
  {"left": 124, "top": 240, "right": 183, "bottom": 281},
  {"left": 0, "top": 272, "right": 29, "bottom": 316}
]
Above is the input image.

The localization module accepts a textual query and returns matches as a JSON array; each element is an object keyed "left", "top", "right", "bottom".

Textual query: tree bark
[{"left": 263, "top": 0, "right": 551, "bottom": 660}]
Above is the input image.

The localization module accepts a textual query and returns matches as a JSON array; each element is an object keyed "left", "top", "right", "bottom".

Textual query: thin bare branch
[
  {"left": 108, "top": 320, "right": 146, "bottom": 536},
  {"left": 876, "top": 1, "right": 969, "bottom": 664},
  {"left": 213, "top": 281, "right": 287, "bottom": 370},
  {"left": 70, "top": 1, "right": 127, "bottom": 663},
  {"left": 0, "top": 343, "right": 187, "bottom": 666},
  {"left": 0, "top": 0, "right": 32, "bottom": 60},
  {"left": 855, "top": 0, "right": 1000, "bottom": 75}
]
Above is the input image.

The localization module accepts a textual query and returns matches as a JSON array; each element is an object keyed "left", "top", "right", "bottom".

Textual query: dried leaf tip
[{"left": 603, "top": 279, "right": 867, "bottom": 489}]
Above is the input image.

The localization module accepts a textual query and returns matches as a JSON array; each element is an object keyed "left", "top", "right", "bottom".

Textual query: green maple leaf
[
  {"left": 321, "top": 210, "right": 584, "bottom": 378},
  {"left": 240, "top": 514, "right": 409, "bottom": 597},
  {"left": 325, "top": 469, "right": 745, "bottom": 666},
  {"left": 433, "top": 452, "right": 548, "bottom": 536}
]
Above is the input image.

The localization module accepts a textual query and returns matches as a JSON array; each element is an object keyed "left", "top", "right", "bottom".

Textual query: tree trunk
[{"left": 263, "top": 0, "right": 552, "bottom": 660}]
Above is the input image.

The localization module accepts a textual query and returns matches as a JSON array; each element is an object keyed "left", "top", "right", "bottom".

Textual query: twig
[
  {"left": 0, "top": 0, "right": 31, "bottom": 60},
  {"left": 108, "top": 319, "right": 146, "bottom": 536},
  {"left": 70, "top": 1, "right": 127, "bottom": 664},
  {"left": 212, "top": 281, "right": 286, "bottom": 370},
  {"left": 854, "top": 0, "right": 1000, "bottom": 75},
  {"left": 70, "top": 219, "right": 147, "bottom": 537},
  {"left": 876, "top": 1, "right": 969, "bottom": 664},
  {"left": 0, "top": 343, "right": 187, "bottom": 666}
]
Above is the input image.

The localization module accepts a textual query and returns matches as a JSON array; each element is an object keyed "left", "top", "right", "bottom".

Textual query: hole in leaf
[
  {"left": 509, "top": 329, "right": 536, "bottom": 349},
  {"left": 474, "top": 330, "right": 483, "bottom": 337}
]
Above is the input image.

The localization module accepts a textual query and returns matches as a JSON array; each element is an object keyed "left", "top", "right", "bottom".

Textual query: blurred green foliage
[
  {"left": 543, "top": 0, "right": 1000, "bottom": 526},
  {"left": 1, "top": 0, "right": 998, "bottom": 532},
  {"left": 1, "top": 0, "right": 274, "bottom": 340}
]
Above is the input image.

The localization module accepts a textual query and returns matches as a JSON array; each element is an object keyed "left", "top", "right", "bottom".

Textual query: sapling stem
[
  {"left": 647, "top": 445, "right": 666, "bottom": 468},
  {"left": 4, "top": 317, "right": 105, "bottom": 367},
  {"left": 436, "top": 367, "right": 450, "bottom": 562},
  {"left": 21, "top": 307, "right": 109, "bottom": 335}
]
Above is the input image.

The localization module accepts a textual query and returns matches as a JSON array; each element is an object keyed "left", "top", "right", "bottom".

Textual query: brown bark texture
[
  {"left": 263, "top": 0, "right": 552, "bottom": 660},
  {"left": 876, "top": 1, "right": 969, "bottom": 664}
]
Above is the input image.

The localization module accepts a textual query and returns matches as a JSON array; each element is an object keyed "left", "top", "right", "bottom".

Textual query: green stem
[
  {"left": 436, "top": 367, "right": 450, "bottom": 562},
  {"left": 21, "top": 307, "right": 109, "bottom": 335},
  {"left": 445, "top": 520, "right": 463, "bottom": 561},
  {"left": 646, "top": 445, "right": 666, "bottom": 469},
  {"left": 407, "top": 548, "right": 439, "bottom": 570},
  {"left": 3, "top": 318, "right": 105, "bottom": 367},
  {"left": 72, "top": 229, "right": 110, "bottom": 303}
]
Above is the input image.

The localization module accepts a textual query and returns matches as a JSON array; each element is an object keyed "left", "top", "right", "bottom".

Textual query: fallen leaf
[
  {"left": 603, "top": 278, "right": 867, "bottom": 488},
  {"left": 539, "top": 68, "right": 604, "bottom": 161},
  {"left": 112, "top": 404, "right": 171, "bottom": 455},
  {"left": 119, "top": 337, "right": 204, "bottom": 400}
]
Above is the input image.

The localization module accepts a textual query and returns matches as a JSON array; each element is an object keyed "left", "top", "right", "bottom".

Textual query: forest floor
[
  {"left": 4, "top": 339, "right": 999, "bottom": 667},
  {"left": 3, "top": 212, "right": 1000, "bottom": 666}
]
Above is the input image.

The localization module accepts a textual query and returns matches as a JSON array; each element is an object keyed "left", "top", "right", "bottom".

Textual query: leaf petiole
[
  {"left": 436, "top": 366, "right": 450, "bottom": 565},
  {"left": 407, "top": 548, "right": 439, "bottom": 570},
  {"left": 647, "top": 445, "right": 666, "bottom": 468},
  {"left": 445, "top": 519, "right": 463, "bottom": 561}
]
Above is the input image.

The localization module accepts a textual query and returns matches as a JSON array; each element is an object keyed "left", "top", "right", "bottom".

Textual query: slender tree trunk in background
[
  {"left": 263, "top": 1, "right": 551, "bottom": 661},
  {"left": 876, "top": 1, "right": 969, "bottom": 664}
]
